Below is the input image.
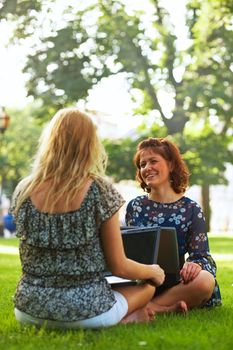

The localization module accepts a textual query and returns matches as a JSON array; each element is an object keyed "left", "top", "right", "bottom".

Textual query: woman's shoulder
[
  {"left": 13, "top": 177, "right": 31, "bottom": 196},
  {"left": 10, "top": 176, "right": 32, "bottom": 213},
  {"left": 180, "top": 197, "right": 205, "bottom": 219},
  {"left": 182, "top": 196, "right": 203, "bottom": 209},
  {"left": 92, "top": 176, "right": 119, "bottom": 193},
  {"left": 127, "top": 195, "right": 148, "bottom": 207},
  {"left": 92, "top": 177, "right": 125, "bottom": 203}
]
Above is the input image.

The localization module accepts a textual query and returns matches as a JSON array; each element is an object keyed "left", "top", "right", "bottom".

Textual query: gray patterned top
[{"left": 11, "top": 178, "right": 125, "bottom": 322}]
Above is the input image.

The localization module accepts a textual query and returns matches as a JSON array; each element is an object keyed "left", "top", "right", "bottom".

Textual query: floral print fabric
[
  {"left": 125, "top": 195, "right": 222, "bottom": 307},
  {"left": 11, "top": 178, "right": 125, "bottom": 321}
]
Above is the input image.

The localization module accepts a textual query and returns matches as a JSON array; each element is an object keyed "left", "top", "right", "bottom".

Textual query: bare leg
[
  {"left": 113, "top": 283, "right": 156, "bottom": 323},
  {"left": 148, "top": 270, "right": 215, "bottom": 314}
]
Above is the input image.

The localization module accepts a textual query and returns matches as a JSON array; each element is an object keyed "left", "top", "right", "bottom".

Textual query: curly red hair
[{"left": 133, "top": 137, "right": 190, "bottom": 194}]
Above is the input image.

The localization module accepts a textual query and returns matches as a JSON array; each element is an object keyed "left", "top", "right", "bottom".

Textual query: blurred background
[{"left": 0, "top": 0, "right": 232, "bottom": 235}]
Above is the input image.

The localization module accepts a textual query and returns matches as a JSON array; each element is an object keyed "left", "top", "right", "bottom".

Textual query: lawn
[{"left": 0, "top": 235, "right": 233, "bottom": 350}]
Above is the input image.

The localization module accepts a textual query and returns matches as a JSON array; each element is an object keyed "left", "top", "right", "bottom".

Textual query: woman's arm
[
  {"left": 184, "top": 203, "right": 217, "bottom": 279},
  {"left": 100, "top": 211, "right": 165, "bottom": 286}
]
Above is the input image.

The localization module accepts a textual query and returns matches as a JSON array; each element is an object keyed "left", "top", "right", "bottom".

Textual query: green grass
[
  {"left": 0, "top": 236, "right": 233, "bottom": 350},
  {"left": 209, "top": 236, "right": 233, "bottom": 255},
  {"left": 0, "top": 237, "right": 18, "bottom": 247}
]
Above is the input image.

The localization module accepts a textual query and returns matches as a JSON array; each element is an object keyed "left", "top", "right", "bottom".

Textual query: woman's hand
[
  {"left": 148, "top": 264, "right": 165, "bottom": 287},
  {"left": 180, "top": 262, "right": 202, "bottom": 284}
]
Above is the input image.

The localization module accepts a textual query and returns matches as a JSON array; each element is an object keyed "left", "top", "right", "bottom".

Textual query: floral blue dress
[
  {"left": 125, "top": 195, "right": 222, "bottom": 307},
  {"left": 10, "top": 178, "right": 125, "bottom": 322}
]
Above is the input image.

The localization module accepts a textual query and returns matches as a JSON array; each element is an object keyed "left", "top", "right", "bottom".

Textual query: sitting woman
[
  {"left": 10, "top": 108, "right": 165, "bottom": 329},
  {"left": 125, "top": 137, "right": 222, "bottom": 313}
]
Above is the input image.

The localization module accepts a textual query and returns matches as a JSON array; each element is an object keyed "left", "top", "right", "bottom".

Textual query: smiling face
[
  {"left": 139, "top": 148, "right": 172, "bottom": 190},
  {"left": 134, "top": 138, "right": 190, "bottom": 194}
]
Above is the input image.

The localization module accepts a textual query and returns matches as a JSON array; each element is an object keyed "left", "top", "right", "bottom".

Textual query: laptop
[
  {"left": 156, "top": 227, "right": 181, "bottom": 288},
  {"left": 105, "top": 226, "right": 180, "bottom": 287},
  {"left": 105, "top": 226, "right": 160, "bottom": 285}
]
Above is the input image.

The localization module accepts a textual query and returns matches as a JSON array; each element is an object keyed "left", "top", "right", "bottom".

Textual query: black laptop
[
  {"left": 156, "top": 227, "right": 181, "bottom": 288},
  {"left": 105, "top": 226, "right": 181, "bottom": 287}
]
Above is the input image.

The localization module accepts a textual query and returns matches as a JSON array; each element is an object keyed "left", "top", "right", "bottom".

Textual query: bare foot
[
  {"left": 147, "top": 300, "right": 188, "bottom": 315},
  {"left": 121, "top": 307, "right": 156, "bottom": 324}
]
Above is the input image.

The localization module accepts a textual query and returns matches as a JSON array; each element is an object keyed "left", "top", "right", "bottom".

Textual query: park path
[{"left": 0, "top": 245, "right": 18, "bottom": 254}]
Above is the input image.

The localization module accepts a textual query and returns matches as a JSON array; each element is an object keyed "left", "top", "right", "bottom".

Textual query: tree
[
  {"left": 1, "top": 0, "right": 233, "bottom": 230},
  {"left": 0, "top": 0, "right": 190, "bottom": 131},
  {"left": 1, "top": 1, "right": 232, "bottom": 133},
  {"left": 181, "top": 0, "right": 233, "bottom": 227}
]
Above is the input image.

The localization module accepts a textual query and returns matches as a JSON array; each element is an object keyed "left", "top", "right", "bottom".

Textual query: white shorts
[{"left": 14, "top": 291, "right": 128, "bottom": 329}]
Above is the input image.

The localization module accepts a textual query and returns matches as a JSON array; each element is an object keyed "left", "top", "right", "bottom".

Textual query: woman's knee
[
  {"left": 193, "top": 270, "right": 215, "bottom": 299},
  {"left": 130, "top": 282, "right": 155, "bottom": 301},
  {"left": 144, "top": 283, "right": 156, "bottom": 298}
]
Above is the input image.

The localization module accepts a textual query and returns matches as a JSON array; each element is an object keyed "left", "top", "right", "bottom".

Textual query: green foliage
[
  {"left": 174, "top": 124, "right": 233, "bottom": 186},
  {"left": 0, "top": 104, "right": 42, "bottom": 196},
  {"left": 185, "top": 0, "right": 233, "bottom": 134},
  {"left": 104, "top": 123, "right": 167, "bottom": 182},
  {"left": 104, "top": 138, "right": 139, "bottom": 181},
  {"left": 0, "top": 0, "right": 41, "bottom": 19},
  {"left": 0, "top": 0, "right": 193, "bottom": 132}
]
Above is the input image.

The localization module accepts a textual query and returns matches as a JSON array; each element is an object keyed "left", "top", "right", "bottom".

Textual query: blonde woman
[{"left": 10, "top": 108, "right": 165, "bottom": 329}]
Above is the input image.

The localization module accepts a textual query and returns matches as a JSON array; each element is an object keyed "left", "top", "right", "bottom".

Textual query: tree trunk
[
  {"left": 0, "top": 223, "right": 4, "bottom": 237},
  {"left": 201, "top": 184, "right": 211, "bottom": 232}
]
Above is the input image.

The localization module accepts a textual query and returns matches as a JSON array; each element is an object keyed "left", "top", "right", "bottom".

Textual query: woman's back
[
  {"left": 30, "top": 178, "right": 93, "bottom": 214},
  {"left": 12, "top": 178, "right": 125, "bottom": 322}
]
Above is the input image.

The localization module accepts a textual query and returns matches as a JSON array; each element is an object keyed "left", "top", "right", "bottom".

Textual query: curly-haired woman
[{"left": 125, "top": 137, "right": 221, "bottom": 313}]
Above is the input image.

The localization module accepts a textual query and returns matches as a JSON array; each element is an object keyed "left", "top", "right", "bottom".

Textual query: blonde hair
[{"left": 14, "top": 108, "right": 107, "bottom": 212}]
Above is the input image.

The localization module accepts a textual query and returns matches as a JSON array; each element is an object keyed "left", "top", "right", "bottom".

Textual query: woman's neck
[{"left": 148, "top": 187, "right": 183, "bottom": 203}]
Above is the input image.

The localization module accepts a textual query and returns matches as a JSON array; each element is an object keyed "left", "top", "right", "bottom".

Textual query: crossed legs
[
  {"left": 113, "top": 270, "right": 215, "bottom": 324},
  {"left": 147, "top": 270, "right": 215, "bottom": 313}
]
